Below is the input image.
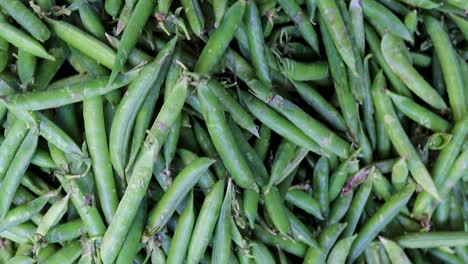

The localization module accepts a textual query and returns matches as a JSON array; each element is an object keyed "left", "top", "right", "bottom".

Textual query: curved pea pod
[
  {"left": 450, "top": 14, "right": 468, "bottom": 41},
  {"left": 78, "top": 1, "right": 106, "bottom": 40},
  {"left": 381, "top": 33, "right": 447, "bottom": 110},
  {"left": 36, "top": 193, "right": 70, "bottom": 237},
  {"left": 247, "top": 80, "right": 349, "bottom": 158},
  {"left": 0, "top": 120, "right": 28, "bottom": 181},
  {"left": 251, "top": 242, "right": 275, "bottom": 264},
  {"left": 105, "top": 0, "right": 123, "bottom": 18},
  {"left": 212, "top": 180, "right": 233, "bottom": 264},
  {"left": 109, "top": 38, "right": 176, "bottom": 178},
  {"left": 254, "top": 224, "right": 307, "bottom": 257},
  {"left": 45, "top": 18, "right": 115, "bottom": 67},
  {"left": 180, "top": 0, "right": 204, "bottom": 37},
  {"left": 277, "top": 0, "right": 319, "bottom": 53},
  {"left": 245, "top": 0, "right": 271, "bottom": 87},
  {"left": 280, "top": 58, "right": 328, "bottom": 81},
  {"left": 192, "top": 119, "right": 227, "bottom": 180},
  {"left": 177, "top": 149, "right": 216, "bottom": 192},
  {"left": 329, "top": 150, "right": 360, "bottom": 201},
  {"left": 425, "top": 15, "right": 466, "bottom": 122},
  {"left": 17, "top": 49, "right": 36, "bottom": 86},
  {"left": 343, "top": 176, "right": 372, "bottom": 237},
  {"left": 362, "top": 0, "right": 413, "bottom": 42},
  {"left": 0, "top": 0, "right": 50, "bottom": 42},
  {"left": 318, "top": 222, "right": 348, "bottom": 255},
  {"left": 4, "top": 70, "right": 139, "bottom": 111},
  {"left": 198, "top": 80, "right": 256, "bottom": 189},
  {"left": 42, "top": 241, "right": 81, "bottom": 264},
  {"left": 328, "top": 190, "right": 353, "bottom": 225},
  {"left": 0, "top": 22, "right": 53, "bottom": 60},
  {"left": 396, "top": 231, "right": 468, "bottom": 249},
  {"left": 0, "top": 191, "right": 53, "bottom": 234},
  {"left": 364, "top": 24, "right": 411, "bottom": 98},
  {"left": 240, "top": 91, "right": 325, "bottom": 156},
  {"left": 115, "top": 200, "right": 146, "bottom": 264},
  {"left": 437, "top": 148, "right": 468, "bottom": 198},
  {"left": 285, "top": 209, "right": 320, "bottom": 249},
  {"left": 372, "top": 71, "right": 440, "bottom": 200},
  {"left": 186, "top": 180, "right": 225, "bottom": 264},
  {"left": 379, "top": 237, "right": 412, "bottom": 264},
  {"left": 387, "top": 91, "right": 451, "bottom": 133},
  {"left": 285, "top": 189, "right": 323, "bottom": 220},
  {"left": 44, "top": 219, "right": 85, "bottom": 243},
  {"left": 347, "top": 183, "right": 415, "bottom": 263},
  {"left": 268, "top": 140, "right": 296, "bottom": 188},
  {"left": 317, "top": 0, "right": 356, "bottom": 74},
  {"left": 391, "top": 158, "right": 408, "bottom": 192},
  {"left": 264, "top": 186, "right": 291, "bottom": 235},
  {"left": 146, "top": 158, "right": 215, "bottom": 234},
  {"left": 326, "top": 235, "right": 356, "bottom": 264},
  {"left": 0, "top": 130, "right": 38, "bottom": 219},
  {"left": 194, "top": 0, "right": 244, "bottom": 75},
  {"left": 166, "top": 192, "right": 195, "bottom": 264},
  {"left": 208, "top": 80, "right": 259, "bottom": 137},
  {"left": 313, "top": 157, "right": 330, "bottom": 220}
]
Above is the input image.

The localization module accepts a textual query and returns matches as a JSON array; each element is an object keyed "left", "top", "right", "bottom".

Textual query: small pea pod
[
  {"left": 42, "top": 241, "right": 81, "bottom": 264},
  {"left": 251, "top": 242, "right": 275, "bottom": 264},
  {"left": 347, "top": 183, "right": 415, "bottom": 263},
  {"left": 328, "top": 190, "right": 353, "bottom": 225},
  {"left": 396, "top": 0, "right": 440, "bottom": 9},
  {"left": 424, "top": 15, "right": 466, "bottom": 122},
  {"left": 17, "top": 49, "right": 36, "bottom": 86},
  {"left": 146, "top": 158, "right": 215, "bottom": 234},
  {"left": 286, "top": 208, "right": 320, "bottom": 249},
  {"left": 343, "top": 176, "right": 372, "bottom": 237},
  {"left": 187, "top": 180, "right": 225, "bottom": 264},
  {"left": 396, "top": 231, "right": 468, "bottom": 248},
  {"left": 379, "top": 237, "right": 412, "bottom": 264},
  {"left": 391, "top": 158, "right": 409, "bottom": 192},
  {"left": 381, "top": 33, "right": 447, "bottom": 111},
  {"left": 450, "top": 14, "right": 468, "bottom": 41},
  {"left": 286, "top": 188, "right": 323, "bottom": 220},
  {"left": 0, "top": 22, "right": 54, "bottom": 60},
  {"left": 36, "top": 193, "right": 70, "bottom": 237},
  {"left": 212, "top": 180, "right": 233, "bottom": 264},
  {"left": 195, "top": 0, "right": 244, "bottom": 75},
  {"left": 326, "top": 235, "right": 357, "bottom": 264},
  {"left": 0, "top": 120, "right": 28, "bottom": 181},
  {"left": 254, "top": 224, "right": 307, "bottom": 257},
  {"left": 264, "top": 186, "right": 291, "bottom": 235},
  {"left": 180, "top": 0, "right": 204, "bottom": 37}
]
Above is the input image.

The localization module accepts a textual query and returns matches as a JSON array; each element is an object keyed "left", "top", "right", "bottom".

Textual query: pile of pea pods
[{"left": 0, "top": 0, "right": 467, "bottom": 263}]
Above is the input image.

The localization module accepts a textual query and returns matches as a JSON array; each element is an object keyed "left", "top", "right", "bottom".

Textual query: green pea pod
[
  {"left": 348, "top": 183, "right": 415, "bottom": 263},
  {"left": 213, "top": 0, "right": 227, "bottom": 27},
  {"left": 381, "top": 33, "right": 447, "bottom": 110},
  {"left": 362, "top": 0, "right": 413, "bottom": 42},
  {"left": 277, "top": 0, "right": 319, "bottom": 53},
  {"left": 0, "top": 120, "right": 28, "bottom": 181},
  {"left": 326, "top": 235, "right": 357, "bottom": 264},
  {"left": 109, "top": 38, "right": 175, "bottom": 177},
  {"left": 349, "top": 0, "right": 364, "bottom": 56},
  {"left": 391, "top": 158, "right": 408, "bottom": 192},
  {"left": 198, "top": 80, "right": 256, "bottom": 189},
  {"left": 318, "top": 13, "right": 360, "bottom": 140},
  {"left": 450, "top": 14, "right": 468, "bottom": 41},
  {"left": 209, "top": 80, "right": 259, "bottom": 137},
  {"left": 387, "top": 91, "right": 451, "bottom": 132},
  {"left": 254, "top": 224, "right": 307, "bottom": 257},
  {"left": 105, "top": 0, "right": 123, "bottom": 18},
  {"left": 151, "top": 244, "right": 166, "bottom": 264},
  {"left": 5, "top": 70, "right": 139, "bottom": 111},
  {"left": 371, "top": 169, "right": 393, "bottom": 201},
  {"left": 36, "top": 193, "right": 70, "bottom": 237},
  {"left": 241, "top": 91, "right": 325, "bottom": 156},
  {"left": 212, "top": 180, "right": 233, "bottom": 264},
  {"left": 264, "top": 186, "right": 291, "bottom": 235},
  {"left": 343, "top": 176, "right": 372, "bottom": 237},
  {"left": 379, "top": 237, "right": 412, "bottom": 264},
  {"left": 187, "top": 180, "right": 225, "bottom": 264},
  {"left": 5, "top": 256, "right": 35, "bottom": 264},
  {"left": 425, "top": 15, "right": 466, "bottom": 122},
  {"left": 328, "top": 190, "right": 353, "bottom": 225},
  {"left": 79, "top": 1, "right": 106, "bottom": 40},
  {"left": 304, "top": 247, "right": 325, "bottom": 264},
  {"left": 33, "top": 45, "right": 69, "bottom": 91},
  {"left": 17, "top": 49, "right": 36, "bottom": 86},
  {"left": 44, "top": 219, "right": 85, "bottom": 243},
  {"left": 0, "top": 22, "right": 53, "bottom": 60},
  {"left": 146, "top": 158, "right": 215, "bottom": 234},
  {"left": 253, "top": 124, "right": 270, "bottom": 162},
  {"left": 329, "top": 150, "right": 360, "bottom": 201},
  {"left": 286, "top": 208, "right": 320, "bottom": 249},
  {"left": 195, "top": 0, "right": 244, "bottom": 75},
  {"left": 247, "top": 80, "right": 349, "bottom": 158},
  {"left": 42, "top": 241, "right": 81, "bottom": 264},
  {"left": 317, "top": 0, "right": 357, "bottom": 74},
  {"left": 180, "top": 0, "right": 204, "bottom": 37},
  {"left": 397, "top": 231, "right": 468, "bottom": 248},
  {"left": 285, "top": 189, "right": 323, "bottom": 220},
  {"left": 192, "top": 119, "right": 227, "bottom": 179},
  {"left": 364, "top": 24, "right": 412, "bottom": 97},
  {"left": 0, "top": 130, "right": 38, "bottom": 219},
  {"left": 372, "top": 71, "right": 440, "bottom": 200},
  {"left": 318, "top": 222, "right": 347, "bottom": 255},
  {"left": 280, "top": 58, "right": 329, "bottom": 81},
  {"left": 115, "top": 200, "right": 146, "bottom": 264},
  {"left": 166, "top": 192, "right": 195, "bottom": 264},
  {"left": 245, "top": 0, "right": 271, "bottom": 87},
  {"left": 251, "top": 242, "right": 275, "bottom": 264},
  {"left": 404, "top": 10, "right": 418, "bottom": 36},
  {"left": 313, "top": 157, "right": 330, "bottom": 220},
  {"left": 177, "top": 149, "right": 216, "bottom": 192}
]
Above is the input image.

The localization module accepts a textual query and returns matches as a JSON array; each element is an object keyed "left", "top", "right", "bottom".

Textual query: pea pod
[
  {"left": 36, "top": 193, "right": 70, "bottom": 237},
  {"left": 381, "top": 33, "right": 447, "bottom": 110},
  {"left": 397, "top": 0, "right": 440, "bottom": 9},
  {"left": 42, "top": 241, "right": 81, "bottom": 264},
  {"left": 187, "top": 180, "right": 225, "bottom": 264},
  {"left": 264, "top": 186, "right": 291, "bottom": 235},
  {"left": 379, "top": 237, "right": 412, "bottom": 264},
  {"left": 212, "top": 180, "right": 233, "bottom": 264},
  {"left": 326, "top": 235, "right": 357, "bottom": 264}
]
